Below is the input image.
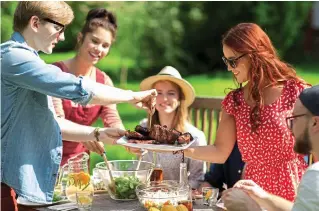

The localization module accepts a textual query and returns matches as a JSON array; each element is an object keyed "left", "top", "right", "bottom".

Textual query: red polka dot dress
[{"left": 222, "top": 80, "right": 308, "bottom": 201}]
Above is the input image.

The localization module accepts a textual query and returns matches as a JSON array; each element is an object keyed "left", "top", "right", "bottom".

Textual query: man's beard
[{"left": 294, "top": 127, "right": 312, "bottom": 155}]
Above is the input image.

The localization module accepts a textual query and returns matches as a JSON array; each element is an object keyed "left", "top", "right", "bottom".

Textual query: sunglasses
[
  {"left": 222, "top": 53, "right": 247, "bottom": 69},
  {"left": 285, "top": 114, "right": 307, "bottom": 130},
  {"left": 43, "top": 18, "right": 65, "bottom": 34}
]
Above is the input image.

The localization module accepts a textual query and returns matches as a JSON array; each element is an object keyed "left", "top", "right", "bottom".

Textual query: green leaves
[
  {"left": 52, "top": 191, "right": 63, "bottom": 202},
  {"left": 109, "top": 175, "right": 141, "bottom": 199}
]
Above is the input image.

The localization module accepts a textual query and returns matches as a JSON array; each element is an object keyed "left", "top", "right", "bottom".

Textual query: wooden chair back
[
  {"left": 308, "top": 154, "right": 318, "bottom": 165},
  {"left": 189, "top": 96, "right": 224, "bottom": 146}
]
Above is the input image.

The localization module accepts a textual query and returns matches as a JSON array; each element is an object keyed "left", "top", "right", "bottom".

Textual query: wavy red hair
[{"left": 222, "top": 23, "right": 308, "bottom": 133}]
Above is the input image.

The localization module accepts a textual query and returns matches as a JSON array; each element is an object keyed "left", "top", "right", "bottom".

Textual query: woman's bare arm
[{"left": 184, "top": 109, "right": 237, "bottom": 163}]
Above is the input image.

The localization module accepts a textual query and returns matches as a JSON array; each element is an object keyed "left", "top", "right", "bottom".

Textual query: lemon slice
[{"left": 77, "top": 195, "right": 93, "bottom": 205}]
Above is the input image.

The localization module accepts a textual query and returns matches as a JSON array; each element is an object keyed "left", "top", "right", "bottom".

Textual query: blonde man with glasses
[{"left": 1, "top": 2, "right": 156, "bottom": 209}]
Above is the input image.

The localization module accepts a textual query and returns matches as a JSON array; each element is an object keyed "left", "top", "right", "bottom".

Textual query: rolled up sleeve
[{"left": 1, "top": 46, "right": 95, "bottom": 105}]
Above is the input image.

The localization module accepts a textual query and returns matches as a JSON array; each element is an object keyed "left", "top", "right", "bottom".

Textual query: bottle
[
  {"left": 179, "top": 162, "right": 189, "bottom": 187},
  {"left": 150, "top": 163, "right": 163, "bottom": 182},
  {"left": 178, "top": 162, "right": 193, "bottom": 211},
  {"left": 150, "top": 152, "right": 163, "bottom": 182}
]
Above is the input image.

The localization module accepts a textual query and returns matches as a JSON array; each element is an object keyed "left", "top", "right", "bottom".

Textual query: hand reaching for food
[{"left": 130, "top": 89, "right": 157, "bottom": 114}]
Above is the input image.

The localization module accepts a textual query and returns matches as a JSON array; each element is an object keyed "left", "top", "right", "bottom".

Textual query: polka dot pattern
[{"left": 222, "top": 80, "right": 308, "bottom": 201}]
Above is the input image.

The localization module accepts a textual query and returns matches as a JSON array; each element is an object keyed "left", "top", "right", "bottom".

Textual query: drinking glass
[
  {"left": 202, "top": 187, "right": 219, "bottom": 206},
  {"left": 76, "top": 190, "right": 94, "bottom": 211},
  {"left": 177, "top": 188, "right": 193, "bottom": 211},
  {"left": 92, "top": 168, "right": 106, "bottom": 191}
]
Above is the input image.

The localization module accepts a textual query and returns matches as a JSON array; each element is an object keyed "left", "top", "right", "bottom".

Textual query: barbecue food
[
  {"left": 127, "top": 139, "right": 156, "bottom": 144},
  {"left": 125, "top": 124, "right": 193, "bottom": 145},
  {"left": 125, "top": 131, "right": 148, "bottom": 140},
  {"left": 149, "top": 125, "right": 180, "bottom": 144},
  {"left": 135, "top": 125, "right": 150, "bottom": 136},
  {"left": 177, "top": 132, "right": 193, "bottom": 144}
]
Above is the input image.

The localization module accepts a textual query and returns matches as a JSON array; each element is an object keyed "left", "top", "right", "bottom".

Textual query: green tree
[{"left": 1, "top": 1, "right": 18, "bottom": 43}]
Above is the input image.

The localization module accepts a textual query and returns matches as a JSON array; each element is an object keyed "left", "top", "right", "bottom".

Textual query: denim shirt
[{"left": 1, "top": 32, "right": 96, "bottom": 203}]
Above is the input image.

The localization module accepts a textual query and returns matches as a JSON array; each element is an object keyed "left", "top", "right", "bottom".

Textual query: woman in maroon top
[{"left": 52, "top": 8, "right": 124, "bottom": 166}]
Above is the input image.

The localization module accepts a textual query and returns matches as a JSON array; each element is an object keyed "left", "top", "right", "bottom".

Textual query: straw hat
[{"left": 140, "top": 66, "right": 195, "bottom": 107}]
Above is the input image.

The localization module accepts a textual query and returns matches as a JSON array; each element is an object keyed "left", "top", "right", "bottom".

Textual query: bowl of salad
[
  {"left": 96, "top": 160, "right": 154, "bottom": 201},
  {"left": 135, "top": 180, "right": 190, "bottom": 210}
]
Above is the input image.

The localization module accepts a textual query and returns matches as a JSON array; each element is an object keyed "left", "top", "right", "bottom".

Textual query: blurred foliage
[{"left": 1, "top": 1, "right": 314, "bottom": 80}]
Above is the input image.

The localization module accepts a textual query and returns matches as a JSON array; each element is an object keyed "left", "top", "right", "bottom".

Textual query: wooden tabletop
[{"left": 31, "top": 193, "right": 223, "bottom": 211}]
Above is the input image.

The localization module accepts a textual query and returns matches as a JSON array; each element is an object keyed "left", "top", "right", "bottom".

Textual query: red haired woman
[{"left": 182, "top": 23, "right": 310, "bottom": 201}]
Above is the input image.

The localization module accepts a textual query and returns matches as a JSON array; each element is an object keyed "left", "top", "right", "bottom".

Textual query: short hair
[{"left": 13, "top": 1, "right": 74, "bottom": 33}]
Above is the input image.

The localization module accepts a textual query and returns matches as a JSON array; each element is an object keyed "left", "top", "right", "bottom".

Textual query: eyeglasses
[
  {"left": 286, "top": 114, "right": 307, "bottom": 130},
  {"left": 222, "top": 53, "right": 247, "bottom": 69},
  {"left": 43, "top": 18, "right": 65, "bottom": 34}
]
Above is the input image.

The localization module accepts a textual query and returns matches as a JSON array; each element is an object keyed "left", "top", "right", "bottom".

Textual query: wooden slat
[
  {"left": 201, "top": 108, "right": 207, "bottom": 132},
  {"left": 188, "top": 108, "right": 192, "bottom": 122},
  {"left": 309, "top": 154, "right": 313, "bottom": 165},
  {"left": 194, "top": 108, "right": 200, "bottom": 128},
  {"left": 216, "top": 110, "right": 221, "bottom": 129},
  {"left": 207, "top": 109, "right": 214, "bottom": 145}
]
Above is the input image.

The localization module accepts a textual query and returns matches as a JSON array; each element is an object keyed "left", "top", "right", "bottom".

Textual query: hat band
[
  {"left": 158, "top": 73, "right": 182, "bottom": 79},
  {"left": 158, "top": 73, "right": 173, "bottom": 76}
]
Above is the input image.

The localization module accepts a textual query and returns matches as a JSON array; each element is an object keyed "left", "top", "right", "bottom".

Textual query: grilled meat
[
  {"left": 125, "top": 130, "right": 148, "bottom": 140},
  {"left": 126, "top": 124, "right": 193, "bottom": 145},
  {"left": 135, "top": 125, "right": 150, "bottom": 136},
  {"left": 177, "top": 132, "right": 193, "bottom": 144},
  {"left": 127, "top": 139, "right": 156, "bottom": 144},
  {"left": 149, "top": 125, "right": 179, "bottom": 144}
]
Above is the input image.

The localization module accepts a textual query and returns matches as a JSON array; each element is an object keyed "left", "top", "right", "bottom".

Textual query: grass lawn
[{"left": 40, "top": 53, "right": 318, "bottom": 173}]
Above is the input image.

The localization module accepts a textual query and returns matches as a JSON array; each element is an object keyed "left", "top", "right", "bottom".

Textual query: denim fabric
[{"left": 1, "top": 32, "right": 95, "bottom": 203}]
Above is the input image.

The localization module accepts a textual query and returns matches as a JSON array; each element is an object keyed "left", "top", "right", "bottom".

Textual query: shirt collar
[
  {"left": 11, "top": 32, "right": 39, "bottom": 57},
  {"left": 11, "top": 32, "right": 27, "bottom": 44}
]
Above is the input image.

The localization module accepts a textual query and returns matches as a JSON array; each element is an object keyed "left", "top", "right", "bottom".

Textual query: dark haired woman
[
  {"left": 52, "top": 8, "right": 124, "bottom": 166},
  {"left": 182, "top": 23, "right": 310, "bottom": 201}
]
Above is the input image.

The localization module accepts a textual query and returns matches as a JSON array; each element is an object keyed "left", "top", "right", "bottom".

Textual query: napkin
[{"left": 47, "top": 202, "right": 77, "bottom": 211}]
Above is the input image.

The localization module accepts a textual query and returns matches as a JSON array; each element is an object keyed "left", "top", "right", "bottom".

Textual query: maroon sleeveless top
[{"left": 53, "top": 62, "right": 106, "bottom": 166}]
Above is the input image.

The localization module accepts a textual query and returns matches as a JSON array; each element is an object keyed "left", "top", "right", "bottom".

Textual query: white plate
[
  {"left": 17, "top": 197, "right": 69, "bottom": 207},
  {"left": 116, "top": 136, "right": 196, "bottom": 152}
]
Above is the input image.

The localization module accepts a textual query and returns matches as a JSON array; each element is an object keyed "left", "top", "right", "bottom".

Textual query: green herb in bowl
[
  {"left": 53, "top": 191, "right": 63, "bottom": 202},
  {"left": 108, "top": 175, "right": 141, "bottom": 200}
]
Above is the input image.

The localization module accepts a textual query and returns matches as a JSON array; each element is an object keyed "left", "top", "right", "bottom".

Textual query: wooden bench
[{"left": 189, "top": 96, "right": 224, "bottom": 145}]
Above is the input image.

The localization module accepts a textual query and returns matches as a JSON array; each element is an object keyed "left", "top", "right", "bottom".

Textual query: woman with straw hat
[{"left": 139, "top": 66, "right": 207, "bottom": 189}]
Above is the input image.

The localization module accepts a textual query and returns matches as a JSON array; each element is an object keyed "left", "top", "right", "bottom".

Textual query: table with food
[{"left": 26, "top": 124, "right": 225, "bottom": 211}]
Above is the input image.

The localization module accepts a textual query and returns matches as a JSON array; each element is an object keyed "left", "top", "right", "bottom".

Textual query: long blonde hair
[{"left": 150, "top": 81, "right": 189, "bottom": 132}]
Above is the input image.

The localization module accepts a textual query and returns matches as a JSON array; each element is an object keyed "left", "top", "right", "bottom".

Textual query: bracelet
[{"left": 94, "top": 127, "right": 100, "bottom": 142}]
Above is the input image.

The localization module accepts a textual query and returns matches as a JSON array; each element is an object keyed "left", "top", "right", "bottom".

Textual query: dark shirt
[{"left": 204, "top": 142, "right": 245, "bottom": 193}]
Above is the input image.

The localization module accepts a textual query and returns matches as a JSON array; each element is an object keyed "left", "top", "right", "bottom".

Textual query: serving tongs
[
  {"left": 135, "top": 99, "right": 155, "bottom": 174},
  {"left": 101, "top": 151, "right": 114, "bottom": 182}
]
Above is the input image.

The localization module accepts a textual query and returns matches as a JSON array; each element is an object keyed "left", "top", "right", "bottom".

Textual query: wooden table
[{"left": 33, "top": 194, "right": 223, "bottom": 211}]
